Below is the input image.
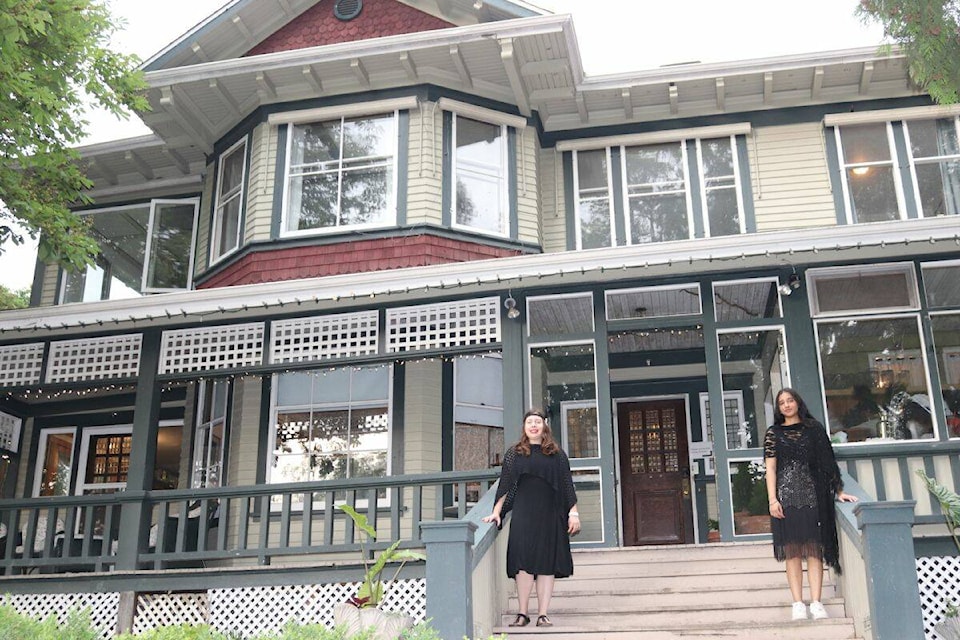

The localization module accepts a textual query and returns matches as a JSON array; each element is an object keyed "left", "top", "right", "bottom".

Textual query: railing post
[
  {"left": 421, "top": 520, "right": 477, "bottom": 640},
  {"left": 855, "top": 501, "right": 924, "bottom": 640}
]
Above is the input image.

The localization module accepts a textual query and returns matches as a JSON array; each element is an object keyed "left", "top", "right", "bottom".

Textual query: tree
[
  {"left": 0, "top": 284, "right": 30, "bottom": 310},
  {"left": 0, "top": 0, "right": 147, "bottom": 272},
  {"left": 857, "top": 0, "right": 960, "bottom": 104}
]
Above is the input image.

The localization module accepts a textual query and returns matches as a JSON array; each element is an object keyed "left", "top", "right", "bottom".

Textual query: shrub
[{"left": 0, "top": 603, "right": 100, "bottom": 640}]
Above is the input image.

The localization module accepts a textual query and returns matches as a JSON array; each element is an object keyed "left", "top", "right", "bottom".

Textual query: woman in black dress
[
  {"left": 482, "top": 408, "right": 579, "bottom": 628},
  {"left": 764, "top": 388, "right": 858, "bottom": 621}
]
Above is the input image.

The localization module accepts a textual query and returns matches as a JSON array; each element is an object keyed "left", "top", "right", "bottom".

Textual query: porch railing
[{"left": 0, "top": 469, "right": 499, "bottom": 577}]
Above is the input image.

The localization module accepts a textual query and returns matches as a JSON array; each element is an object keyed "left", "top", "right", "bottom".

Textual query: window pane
[
  {"left": 578, "top": 198, "right": 612, "bottom": 249},
  {"left": 350, "top": 450, "right": 386, "bottom": 478},
  {"left": 457, "top": 117, "right": 502, "bottom": 167},
  {"left": 292, "top": 121, "right": 340, "bottom": 167},
  {"left": 923, "top": 263, "right": 960, "bottom": 308},
  {"left": 931, "top": 314, "right": 960, "bottom": 438},
  {"left": 341, "top": 165, "right": 391, "bottom": 226},
  {"left": 288, "top": 173, "right": 339, "bottom": 231},
  {"left": 563, "top": 403, "right": 599, "bottom": 458},
  {"left": 80, "top": 207, "right": 149, "bottom": 300},
  {"left": 841, "top": 124, "right": 891, "bottom": 163},
  {"left": 606, "top": 285, "right": 701, "bottom": 320},
  {"left": 706, "top": 187, "right": 740, "bottom": 236},
  {"left": 571, "top": 470, "right": 603, "bottom": 542},
  {"left": 529, "top": 343, "right": 596, "bottom": 434},
  {"left": 314, "top": 410, "right": 350, "bottom": 451},
  {"left": 343, "top": 115, "right": 393, "bottom": 159},
  {"left": 719, "top": 329, "right": 788, "bottom": 450},
  {"left": 350, "top": 366, "right": 390, "bottom": 402},
  {"left": 914, "top": 161, "right": 960, "bottom": 217},
  {"left": 455, "top": 355, "right": 503, "bottom": 414},
  {"left": 277, "top": 372, "right": 313, "bottom": 406},
  {"left": 909, "top": 118, "right": 959, "bottom": 158},
  {"left": 629, "top": 192, "right": 689, "bottom": 243},
  {"left": 700, "top": 138, "right": 734, "bottom": 180},
  {"left": 625, "top": 142, "right": 684, "bottom": 187},
  {"left": 220, "top": 146, "right": 246, "bottom": 195},
  {"left": 216, "top": 197, "right": 241, "bottom": 256},
  {"left": 455, "top": 354, "right": 504, "bottom": 475},
  {"left": 147, "top": 202, "right": 195, "bottom": 289},
  {"left": 714, "top": 280, "right": 780, "bottom": 322},
  {"left": 352, "top": 408, "right": 389, "bottom": 450},
  {"left": 276, "top": 411, "right": 312, "bottom": 450},
  {"left": 528, "top": 295, "right": 594, "bottom": 337},
  {"left": 457, "top": 172, "right": 503, "bottom": 233},
  {"left": 577, "top": 149, "right": 608, "bottom": 191},
  {"left": 62, "top": 263, "right": 105, "bottom": 304},
  {"left": 818, "top": 317, "right": 933, "bottom": 442},
  {"left": 812, "top": 268, "right": 916, "bottom": 313},
  {"left": 39, "top": 433, "right": 73, "bottom": 496},
  {"left": 730, "top": 459, "right": 771, "bottom": 535},
  {"left": 847, "top": 165, "right": 899, "bottom": 222}
]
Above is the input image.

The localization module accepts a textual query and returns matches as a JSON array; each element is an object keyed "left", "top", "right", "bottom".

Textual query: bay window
[
  {"left": 453, "top": 114, "right": 508, "bottom": 236},
  {"left": 211, "top": 138, "right": 247, "bottom": 262}
]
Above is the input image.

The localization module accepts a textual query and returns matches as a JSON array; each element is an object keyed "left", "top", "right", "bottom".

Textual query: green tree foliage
[
  {"left": 0, "top": 284, "right": 30, "bottom": 310},
  {"left": 0, "top": 0, "right": 147, "bottom": 271},
  {"left": 857, "top": 0, "right": 960, "bottom": 104}
]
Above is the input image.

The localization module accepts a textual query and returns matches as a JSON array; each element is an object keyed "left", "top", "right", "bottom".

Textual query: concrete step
[
  {"left": 509, "top": 590, "right": 840, "bottom": 611},
  {"left": 570, "top": 555, "right": 792, "bottom": 578},
  {"left": 572, "top": 541, "right": 773, "bottom": 564},
  {"left": 545, "top": 570, "right": 829, "bottom": 594},
  {"left": 498, "top": 619, "right": 860, "bottom": 640}
]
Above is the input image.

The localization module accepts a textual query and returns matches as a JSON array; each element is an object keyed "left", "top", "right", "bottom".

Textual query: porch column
[
  {"left": 115, "top": 329, "right": 163, "bottom": 571},
  {"left": 855, "top": 501, "right": 924, "bottom": 640},
  {"left": 421, "top": 520, "right": 476, "bottom": 640}
]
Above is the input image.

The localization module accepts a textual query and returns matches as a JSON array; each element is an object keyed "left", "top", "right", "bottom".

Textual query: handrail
[
  {"left": 464, "top": 478, "right": 500, "bottom": 569},
  {"left": 836, "top": 470, "right": 873, "bottom": 554}
]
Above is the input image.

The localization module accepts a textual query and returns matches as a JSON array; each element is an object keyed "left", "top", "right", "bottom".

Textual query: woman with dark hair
[
  {"left": 482, "top": 408, "right": 579, "bottom": 628},
  {"left": 764, "top": 388, "right": 858, "bottom": 621}
]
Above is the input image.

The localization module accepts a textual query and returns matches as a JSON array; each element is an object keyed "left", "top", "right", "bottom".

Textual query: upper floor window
[
  {"left": 453, "top": 114, "right": 508, "bottom": 236},
  {"left": 623, "top": 142, "right": 690, "bottom": 245},
  {"left": 61, "top": 198, "right": 198, "bottom": 304},
  {"left": 835, "top": 123, "right": 902, "bottom": 223},
  {"left": 574, "top": 149, "right": 614, "bottom": 249},
  {"left": 905, "top": 117, "right": 960, "bottom": 218},
  {"left": 282, "top": 113, "right": 397, "bottom": 235},
  {"left": 211, "top": 138, "right": 247, "bottom": 263}
]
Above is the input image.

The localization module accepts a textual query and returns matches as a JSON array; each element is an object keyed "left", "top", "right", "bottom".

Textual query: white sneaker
[
  {"left": 809, "top": 601, "right": 829, "bottom": 620},
  {"left": 791, "top": 601, "right": 808, "bottom": 621}
]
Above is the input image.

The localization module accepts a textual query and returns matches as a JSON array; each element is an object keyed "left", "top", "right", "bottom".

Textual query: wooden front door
[{"left": 618, "top": 399, "right": 694, "bottom": 546}]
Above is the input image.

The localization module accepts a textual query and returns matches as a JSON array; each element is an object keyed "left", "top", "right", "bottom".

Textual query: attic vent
[{"left": 334, "top": 0, "right": 362, "bottom": 20}]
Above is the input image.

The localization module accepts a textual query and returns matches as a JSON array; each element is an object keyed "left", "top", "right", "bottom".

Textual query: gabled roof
[{"left": 143, "top": 0, "right": 546, "bottom": 72}]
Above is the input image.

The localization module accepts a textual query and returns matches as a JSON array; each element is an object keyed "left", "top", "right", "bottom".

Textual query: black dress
[
  {"left": 494, "top": 444, "right": 577, "bottom": 579},
  {"left": 763, "top": 420, "right": 844, "bottom": 572}
]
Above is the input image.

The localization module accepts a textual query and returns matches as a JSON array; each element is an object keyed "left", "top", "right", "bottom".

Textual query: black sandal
[
  {"left": 508, "top": 613, "right": 530, "bottom": 627},
  {"left": 536, "top": 615, "right": 553, "bottom": 627}
]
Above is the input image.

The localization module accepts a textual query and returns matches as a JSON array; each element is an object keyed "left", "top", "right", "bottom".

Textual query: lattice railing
[
  {"left": 271, "top": 311, "right": 378, "bottom": 364},
  {"left": 46, "top": 334, "right": 142, "bottom": 383},
  {"left": 386, "top": 297, "right": 499, "bottom": 353},
  {"left": 917, "top": 555, "right": 960, "bottom": 639},
  {"left": 5, "top": 592, "right": 118, "bottom": 639},
  {"left": 160, "top": 323, "right": 264, "bottom": 374},
  {"left": 0, "top": 342, "right": 44, "bottom": 387},
  {"left": 133, "top": 592, "right": 210, "bottom": 634}
]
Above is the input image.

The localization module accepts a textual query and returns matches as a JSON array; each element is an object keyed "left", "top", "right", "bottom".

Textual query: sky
[{"left": 0, "top": 0, "right": 888, "bottom": 291}]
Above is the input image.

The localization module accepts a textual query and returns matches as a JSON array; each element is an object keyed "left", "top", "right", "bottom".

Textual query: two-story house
[{"left": 0, "top": 1, "right": 957, "bottom": 638}]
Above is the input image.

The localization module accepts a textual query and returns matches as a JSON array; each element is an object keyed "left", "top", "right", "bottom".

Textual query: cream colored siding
[
  {"left": 14, "top": 418, "right": 34, "bottom": 498},
  {"left": 195, "top": 165, "right": 215, "bottom": 276},
  {"left": 38, "top": 263, "right": 59, "bottom": 306},
  {"left": 749, "top": 123, "right": 838, "bottom": 231},
  {"left": 227, "top": 375, "right": 263, "bottom": 488},
  {"left": 540, "top": 148, "right": 567, "bottom": 254},
  {"left": 515, "top": 127, "right": 540, "bottom": 244},
  {"left": 402, "top": 359, "right": 442, "bottom": 474},
  {"left": 406, "top": 103, "right": 443, "bottom": 226},
  {"left": 245, "top": 124, "right": 277, "bottom": 244}
]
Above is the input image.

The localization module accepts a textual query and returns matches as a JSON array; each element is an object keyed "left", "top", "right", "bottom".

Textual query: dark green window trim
[
  {"left": 397, "top": 110, "right": 410, "bottom": 226},
  {"left": 391, "top": 362, "right": 405, "bottom": 475},
  {"left": 563, "top": 151, "right": 576, "bottom": 251},
  {"left": 686, "top": 140, "right": 705, "bottom": 238},
  {"left": 823, "top": 126, "right": 848, "bottom": 225},
  {"left": 891, "top": 122, "right": 919, "bottom": 219},
  {"left": 270, "top": 125, "right": 288, "bottom": 240},
  {"left": 610, "top": 146, "right": 626, "bottom": 246},
  {"left": 208, "top": 134, "right": 252, "bottom": 267},
  {"left": 441, "top": 111, "right": 453, "bottom": 228}
]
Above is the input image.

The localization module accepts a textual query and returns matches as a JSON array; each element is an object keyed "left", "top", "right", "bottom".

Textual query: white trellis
[
  {"left": 917, "top": 555, "right": 960, "bottom": 639},
  {"left": 0, "top": 409, "right": 22, "bottom": 452},
  {"left": 0, "top": 342, "right": 44, "bottom": 387},
  {"left": 386, "top": 297, "right": 499, "bottom": 353},
  {"left": 133, "top": 592, "right": 209, "bottom": 634},
  {"left": 271, "top": 310, "right": 379, "bottom": 364},
  {"left": 4, "top": 592, "right": 119, "bottom": 639},
  {"left": 46, "top": 334, "right": 142, "bottom": 383},
  {"left": 160, "top": 322, "right": 264, "bottom": 374}
]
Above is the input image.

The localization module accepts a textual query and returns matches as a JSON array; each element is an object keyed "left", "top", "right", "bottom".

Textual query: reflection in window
[
  {"left": 923, "top": 262, "right": 960, "bottom": 309},
  {"left": 817, "top": 316, "right": 933, "bottom": 442},
  {"left": 285, "top": 114, "right": 395, "bottom": 233},
  {"left": 836, "top": 123, "right": 901, "bottom": 223},
  {"left": 906, "top": 117, "right": 960, "bottom": 218},
  {"left": 562, "top": 401, "right": 598, "bottom": 458},
  {"left": 719, "top": 329, "right": 788, "bottom": 450},
  {"left": 36, "top": 430, "right": 74, "bottom": 496},
  {"left": 211, "top": 139, "right": 246, "bottom": 261},
  {"left": 529, "top": 343, "right": 596, "bottom": 438},
  {"left": 624, "top": 142, "right": 689, "bottom": 244},
  {"left": 931, "top": 314, "right": 960, "bottom": 438},
  {"left": 271, "top": 365, "right": 390, "bottom": 490},
  {"left": 699, "top": 137, "right": 742, "bottom": 236},
  {"left": 571, "top": 469, "right": 602, "bottom": 543},
  {"left": 714, "top": 280, "right": 780, "bottom": 322},
  {"left": 454, "top": 115, "right": 506, "bottom": 235},
  {"left": 146, "top": 202, "right": 197, "bottom": 290},
  {"left": 730, "top": 459, "right": 771, "bottom": 536},
  {"left": 454, "top": 354, "right": 504, "bottom": 474},
  {"left": 575, "top": 149, "right": 613, "bottom": 249},
  {"left": 809, "top": 265, "right": 918, "bottom": 315},
  {"left": 528, "top": 294, "right": 594, "bottom": 338},
  {"left": 193, "top": 379, "right": 230, "bottom": 488}
]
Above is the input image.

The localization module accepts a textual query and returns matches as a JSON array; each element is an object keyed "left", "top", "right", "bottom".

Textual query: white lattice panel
[
  {"left": 6, "top": 592, "right": 118, "bottom": 639},
  {"left": 209, "top": 579, "right": 426, "bottom": 637},
  {"left": 47, "top": 334, "right": 142, "bottom": 383},
  {"left": 917, "top": 555, "right": 960, "bottom": 639},
  {"left": 160, "top": 323, "right": 264, "bottom": 374},
  {"left": 0, "top": 342, "right": 44, "bottom": 387},
  {"left": 133, "top": 592, "right": 209, "bottom": 634},
  {"left": 271, "top": 311, "right": 379, "bottom": 364},
  {"left": 0, "top": 409, "right": 21, "bottom": 452},
  {"left": 386, "top": 297, "right": 500, "bottom": 353}
]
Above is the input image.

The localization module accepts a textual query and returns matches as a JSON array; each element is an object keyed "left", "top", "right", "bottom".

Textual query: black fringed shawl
[
  {"left": 493, "top": 445, "right": 578, "bottom": 523},
  {"left": 808, "top": 419, "right": 844, "bottom": 573}
]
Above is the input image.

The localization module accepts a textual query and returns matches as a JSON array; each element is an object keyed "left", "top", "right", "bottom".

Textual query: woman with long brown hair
[{"left": 483, "top": 408, "right": 579, "bottom": 628}]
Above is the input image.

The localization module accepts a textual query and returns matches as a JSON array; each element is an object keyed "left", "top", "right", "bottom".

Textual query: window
[
  {"left": 835, "top": 123, "right": 903, "bottom": 223},
  {"left": 454, "top": 354, "right": 504, "bottom": 503},
  {"left": 924, "top": 261, "right": 960, "bottom": 438},
  {"left": 808, "top": 264, "right": 919, "bottom": 316},
  {"left": 192, "top": 379, "right": 230, "bottom": 488},
  {"left": 698, "top": 137, "right": 744, "bottom": 236},
  {"left": 211, "top": 138, "right": 247, "bottom": 262},
  {"left": 60, "top": 199, "right": 199, "bottom": 303},
  {"left": 76, "top": 427, "right": 132, "bottom": 496},
  {"left": 33, "top": 428, "right": 76, "bottom": 497},
  {"left": 283, "top": 114, "right": 396, "bottom": 234},
  {"left": 905, "top": 117, "right": 960, "bottom": 218},
  {"left": 623, "top": 142, "right": 690, "bottom": 244},
  {"left": 270, "top": 365, "right": 391, "bottom": 487},
  {"left": 453, "top": 115, "right": 507, "bottom": 236},
  {"left": 574, "top": 148, "right": 614, "bottom": 249},
  {"left": 606, "top": 284, "right": 702, "bottom": 321}
]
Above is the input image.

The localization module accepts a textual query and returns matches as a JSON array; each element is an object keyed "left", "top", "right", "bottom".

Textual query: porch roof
[{"left": 0, "top": 216, "right": 956, "bottom": 339}]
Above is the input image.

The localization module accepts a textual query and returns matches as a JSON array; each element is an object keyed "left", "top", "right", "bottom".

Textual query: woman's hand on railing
[
  {"left": 836, "top": 491, "right": 859, "bottom": 503},
  {"left": 481, "top": 512, "right": 501, "bottom": 528}
]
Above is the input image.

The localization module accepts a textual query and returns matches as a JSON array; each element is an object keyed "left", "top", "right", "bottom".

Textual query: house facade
[{"left": 0, "top": 0, "right": 958, "bottom": 637}]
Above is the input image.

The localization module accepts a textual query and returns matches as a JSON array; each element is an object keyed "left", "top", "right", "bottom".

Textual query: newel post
[
  {"left": 855, "top": 500, "right": 924, "bottom": 640},
  {"left": 421, "top": 520, "right": 477, "bottom": 640}
]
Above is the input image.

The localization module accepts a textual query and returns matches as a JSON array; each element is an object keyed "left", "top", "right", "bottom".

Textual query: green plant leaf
[{"left": 337, "top": 504, "right": 377, "bottom": 540}]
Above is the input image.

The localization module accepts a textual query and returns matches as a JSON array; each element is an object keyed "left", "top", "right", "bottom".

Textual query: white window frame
[
  {"left": 192, "top": 379, "right": 230, "bottom": 488},
  {"left": 725, "top": 456, "right": 771, "bottom": 539},
  {"left": 451, "top": 112, "right": 509, "bottom": 238},
  {"left": 570, "top": 466, "right": 604, "bottom": 545},
  {"left": 605, "top": 282, "right": 703, "bottom": 322},
  {"left": 526, "top": 338, "right": 599, "bottom": 411},
  {"left": 142, "top": 198, "right": 201, "bottom": 293},
  {"left": 696, "top": 135, "right": 746, "bottom": 237},
  {"left": 280, "top": 111, "right": 399, "bottom": 237},
  {"left": 32, "top": 427, "right": 76, "bottom": 497},
  {"left": 573, "top": 147, "right": 616, "bottom": 249},
  {"left": 526, "top": 292, "right": 596, "bottom": 337},
  {"left": 74, "top": 425, "right": 133, "bottom": 497},
  {"left": 620, "top": 140, "right": 694, "bottom": 245},
  {"left": 806, "top": 263, "right": 920, "bottom": 317},
  {"left": 560, "top": 399, "right": 600, "bottom": 460},
  {"left": 904, "top": 116, "right": 960, "bottom": 219},
  {"left": 698, "top": 391, "right": 745, "bottom": 462},
  {"left": 834, "top": 122, "right": 908, "bottom": 224},
  {"left": 210, "top": 136, "right": 248, "bottom": 264}
]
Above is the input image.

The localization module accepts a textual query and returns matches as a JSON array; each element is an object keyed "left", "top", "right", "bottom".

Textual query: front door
[{"left": 617, "top": 399, "right": 694, "bottom": 545}]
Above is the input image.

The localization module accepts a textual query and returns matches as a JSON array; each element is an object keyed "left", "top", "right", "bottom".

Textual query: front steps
[{"left": 495, "top": 542, "right": 860, "bottom": 640}]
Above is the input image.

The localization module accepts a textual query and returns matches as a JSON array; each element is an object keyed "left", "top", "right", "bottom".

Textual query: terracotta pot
[
  {"left": 707, "top": 530, "right": 721, "bottom": 542},
  {"left": 333, "top": 602, "right": 414, "bottom": 640}
]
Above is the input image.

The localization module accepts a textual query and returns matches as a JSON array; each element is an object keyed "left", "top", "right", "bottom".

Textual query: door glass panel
[
  {"left": 729, "top": 459, "right": 771, "bottom": 536},
  {"left": 928, "top": 313, "right": 959, "bottom": 438},
  {"left": 719, "top": 329, "right": 789, "bottom": 450},
  {"left": 38, "top": 432, "right": 74, "bottom": 496},
  {"left": 529, "top": 343, "right": 596, "bottom": 443}
]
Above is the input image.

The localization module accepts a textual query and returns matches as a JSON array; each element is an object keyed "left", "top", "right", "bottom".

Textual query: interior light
[{"left": 852, "top": 166, "right": 871, "bottom": 176}]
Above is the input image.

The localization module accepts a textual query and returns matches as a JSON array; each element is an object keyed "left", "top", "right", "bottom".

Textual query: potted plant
[
  {"left": 916, "top": 470, "right": 960, "bottom": 640},
  {"left": 332, "top": 504, "right": 426, "bottom": 640}
]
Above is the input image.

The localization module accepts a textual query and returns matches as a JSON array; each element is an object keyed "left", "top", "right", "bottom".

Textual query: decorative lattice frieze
[
  {"left": 271, "top": 311, "right": 379, "bottom": 364},
  {"left": 5, "top": 592, "right": 118, "bottom": 639},
  {"left": 133, "top": 592, "right": 209, "bottom": 634},
  {"left": 0, "top": 409, "right": 21, "bottom": 452},
  {"left": 917, "top": 555, "right": 960, "bottom": 639},
  {"left": 47, "top": 334, "right": 141, "bottom": 383},
  {"left": 209, "top": 580, "right": 426, "bottom": 637},
  {"left": 386, "top": 298, "right": 499, "bottom": 353},
  {"left": 0, "top": 342, "right": 44, "bottom": 387},
  {"left": 160, "top": 323, "right": 264, "bottom": 374}
]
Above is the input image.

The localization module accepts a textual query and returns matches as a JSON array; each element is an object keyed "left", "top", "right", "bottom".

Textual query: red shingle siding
[
  {"left": 199, "top": 236, "right": 523, "bottom": 288},
  {"left": 246, "top": 0, "right": 453, "bottom": 56}
]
